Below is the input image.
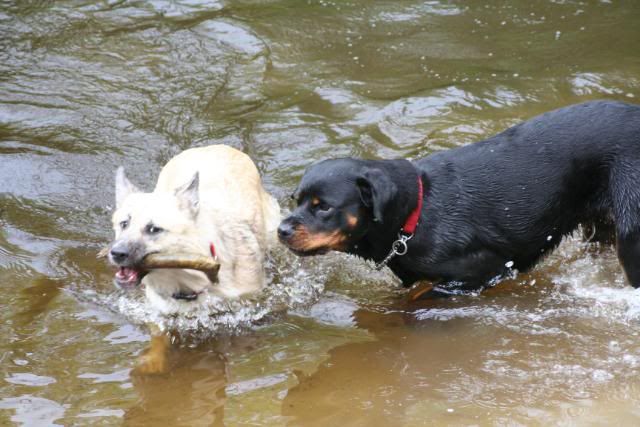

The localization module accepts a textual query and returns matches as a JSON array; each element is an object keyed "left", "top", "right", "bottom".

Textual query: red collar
[{"left": 401, "top": 176, "right": 423, "bottom": 235}]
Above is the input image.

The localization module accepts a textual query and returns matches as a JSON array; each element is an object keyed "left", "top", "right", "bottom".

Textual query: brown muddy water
[{"left": 1, "top": 1, "right": 640, "bottom": 426}]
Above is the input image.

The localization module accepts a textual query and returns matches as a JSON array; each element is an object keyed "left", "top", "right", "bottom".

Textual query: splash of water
[
  {"left": 76, "top": 248, "right": 326, "bottom": 338},
  {"left": 412, "top": 233, "right": 640, "bottom": 327}
]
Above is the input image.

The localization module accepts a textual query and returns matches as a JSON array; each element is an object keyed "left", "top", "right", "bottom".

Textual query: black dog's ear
[
  {"left": 356, "top": 167, "right": 397, "bottom": 223},
  {"left": 290, "top": 186, "right": 301, "bottom": 202}
]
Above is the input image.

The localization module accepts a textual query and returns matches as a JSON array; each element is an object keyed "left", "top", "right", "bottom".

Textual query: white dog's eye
[
  {"left": 120, "top": 220, "right": 129, "bottom": 230},
  {"left": 145, "top": 224, "right": 164, "bottom": 235}
]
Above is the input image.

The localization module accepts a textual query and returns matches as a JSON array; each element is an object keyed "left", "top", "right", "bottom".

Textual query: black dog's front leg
[
  {"left": 617, "top": 231, "right": 640, "bottom": 288},
  {"left": 407, "top": 281, "right": 444, "bottom": 301},
  {"left": 408, "top": 279, "right": 487, "bottom": 301},
  {"left": 413, "top": 248, "right": 508, "bottom": 300}
]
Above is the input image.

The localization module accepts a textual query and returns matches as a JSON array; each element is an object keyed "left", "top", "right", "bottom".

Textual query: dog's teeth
[{"left": 115, "top": 267, "right": 139, "bottom": 283}]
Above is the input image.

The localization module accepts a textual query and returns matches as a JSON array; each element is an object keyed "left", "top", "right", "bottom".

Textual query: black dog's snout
[
  {"left": 109, "top": 245, "right": 129, "bottom": 264},
  {"left": 277, "top": 221, "right": 295, "bottom": 240}
]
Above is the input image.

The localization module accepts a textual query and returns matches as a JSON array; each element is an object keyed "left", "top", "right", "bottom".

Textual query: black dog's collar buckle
[
  {"left": 374, "top": 174, "right": 423, "bottom": 270},
  {"left": 375, "top": 232, "right": 414, "bottom": 270}
]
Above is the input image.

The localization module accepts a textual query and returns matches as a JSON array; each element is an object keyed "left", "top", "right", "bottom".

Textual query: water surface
[{"left": 1, "top": 0, "right": 640, "bottom": 425}]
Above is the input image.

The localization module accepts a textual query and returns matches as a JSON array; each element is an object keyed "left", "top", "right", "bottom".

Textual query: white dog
[{"left": 108, "top": 145, "right": 280, "bottom": 314}]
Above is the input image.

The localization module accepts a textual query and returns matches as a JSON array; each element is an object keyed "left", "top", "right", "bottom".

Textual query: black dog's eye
[
  {"left": 317, "top": 202, "right": 332, "bottom": 212},
  {"left": 145, "top": 224, "right": 164, "bottom": 235},
  {"left": 311, "top": 199, "right": 333, "bottom": 214},
  {"left": 120, "top": 220, "right": 129, "bottom": 230}
]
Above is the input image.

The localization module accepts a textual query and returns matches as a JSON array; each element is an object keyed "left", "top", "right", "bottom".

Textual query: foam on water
[
  {"left": 548, "top": 235, "right": 640, "bottom": 325},
  {"left": 414, "top": 234, "right": 640, "bottom": 328}
]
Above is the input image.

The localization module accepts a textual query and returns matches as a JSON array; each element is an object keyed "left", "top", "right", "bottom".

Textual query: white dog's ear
[
  {"left": 175, "top": 172, "right": 199, "bottom": 218},
  {"left": 115, "top": 167, "right": 140, "bottom": 208}
]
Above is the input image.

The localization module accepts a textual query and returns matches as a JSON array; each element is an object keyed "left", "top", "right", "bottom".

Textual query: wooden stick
[
  {"left": 142, "top": 253, "right": 219, "bottom": 271},
  {"left": 97, "top": 247, "right": 109, "bottom": 258},
  {"left": 97, "top": 248, "right": 220, "bottom": 282}
]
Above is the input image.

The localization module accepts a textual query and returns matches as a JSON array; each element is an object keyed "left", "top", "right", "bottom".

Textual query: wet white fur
[{"left": 112, "top": 145, "right": 280, "bottom": 314}]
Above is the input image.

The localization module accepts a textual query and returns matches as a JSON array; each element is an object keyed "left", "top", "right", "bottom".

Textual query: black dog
[{"left": 278, "top": 100, "right": 640, "bottom": 298}]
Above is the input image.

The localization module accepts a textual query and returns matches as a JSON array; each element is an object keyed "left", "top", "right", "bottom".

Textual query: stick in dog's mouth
[{"left": 97, "top": 247, "right": 220, "bottom": 284}]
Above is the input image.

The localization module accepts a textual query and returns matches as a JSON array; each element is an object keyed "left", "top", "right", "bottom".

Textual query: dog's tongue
[{"left": 115, "top": 267, "right": 139, "bottom": 285}]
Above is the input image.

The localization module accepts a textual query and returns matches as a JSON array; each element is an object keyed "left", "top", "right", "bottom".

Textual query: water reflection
[{"left": 125, "top": 349, "right": 227, "bottom": 427}]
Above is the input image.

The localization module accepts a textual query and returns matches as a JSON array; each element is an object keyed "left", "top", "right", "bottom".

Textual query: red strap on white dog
[
  {"left": 210, "top": 242, "right": 216, "bottom": 258},
  {"left": 402, "top": 176, "right": 424, "bottom": 234}
]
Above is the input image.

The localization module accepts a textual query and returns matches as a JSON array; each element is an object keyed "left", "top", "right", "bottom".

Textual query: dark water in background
[{"left": 1, "top": 1, "right": 640, "bottom": 425}]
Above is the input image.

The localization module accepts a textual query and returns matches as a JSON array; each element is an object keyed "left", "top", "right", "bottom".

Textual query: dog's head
[
  {"left": 278, "top": 159, "right": 397, "bottom": 256},
  {"left": 108, "top": 167, "right": 202, "bottom": 290}
]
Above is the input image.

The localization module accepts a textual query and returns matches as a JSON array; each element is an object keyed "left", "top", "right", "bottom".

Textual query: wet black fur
[{"left": 279, "top": 100, "right": 640, "bottom": 295}]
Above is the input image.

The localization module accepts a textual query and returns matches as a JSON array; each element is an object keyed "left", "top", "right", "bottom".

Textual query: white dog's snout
[{"left": 109, "top": 241, "right": 131, "bottom": 264}]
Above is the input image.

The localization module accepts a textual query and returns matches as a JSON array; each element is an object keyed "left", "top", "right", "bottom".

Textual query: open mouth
[{"left": 113, "top": 267, "right": 148, "bottom": 290}]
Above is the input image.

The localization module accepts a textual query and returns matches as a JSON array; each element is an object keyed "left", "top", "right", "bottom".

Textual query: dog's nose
[
  {"left": 277, "top": 222, "right": 295, "bottom": 240},
  {"left": 109, "top": 247, "right": 129, "bottom": 264}
]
